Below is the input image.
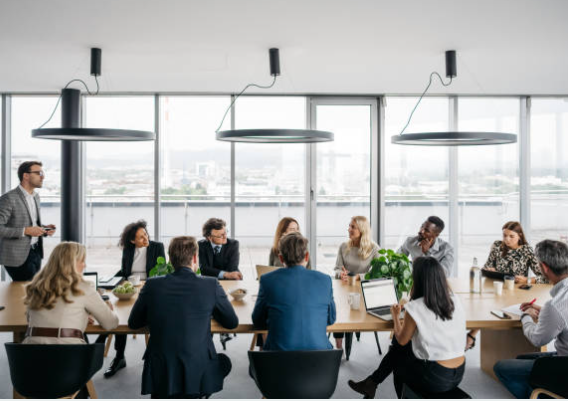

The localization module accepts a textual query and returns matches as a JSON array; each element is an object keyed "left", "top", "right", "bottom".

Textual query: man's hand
[
  {"left": 523, "top": 308, "right": 539, "bottom": 322},
  {"left": 419, "top": 237, "right": 434, "bottom": 254},
  {"left": 44, "top": 224, "right": 56, "bottom": 237},
  {"left": 224, "top": 271, "right": 243, "bottom": 280},
  {"left": 520, "top": 302, "right": 541, "bottom": 312},
  {"left": 24, "top": 226, "right": 45, "bottom": 237}
]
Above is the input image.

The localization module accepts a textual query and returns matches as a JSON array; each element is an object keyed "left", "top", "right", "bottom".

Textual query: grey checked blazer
[{"left": 0, "top": 187, "right": 43, "bottom": 267}]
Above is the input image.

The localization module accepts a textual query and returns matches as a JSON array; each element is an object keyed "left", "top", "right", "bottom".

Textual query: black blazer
[
  {"left": 119, "top": 241, "right": 165, "bottom": 278},
  {"left": 128, "top": 268, "right": 238, "bottom": 396},
  {"left": 198, "top": 238, "right": 240, "bottom": 278}
]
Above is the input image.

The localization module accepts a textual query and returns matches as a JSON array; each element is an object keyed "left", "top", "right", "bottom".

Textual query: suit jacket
[
  {"left": 128, "top": 268, "right": 238, "bottom": 397},
  {"left": 198, "top": 238, "right": 240, "bottom": 278},
  {"left": 119, "top": 241, "right": 166, "bottom": 278},
  {"left": 252, "top": 265, "right": 336, "bottom": 351},
  {"left": 0, "top": 187, "right": 43, "bottom": 266}
]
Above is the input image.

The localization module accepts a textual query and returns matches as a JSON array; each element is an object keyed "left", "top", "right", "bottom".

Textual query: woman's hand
[
  {"left": 340, "top": 266, "right": 349, "bottom": 282},
  {"left": 390, "top": 304, "right": 402, "bottom": 319},
  {"left": 484, "top": 267, "right": 496, "bottom": 272},
  {"left": 88, "top": 316, "right": 95, "bottom": 325},
  {"left": 515, "top": 275, "right": 527, "bottom": 284}
]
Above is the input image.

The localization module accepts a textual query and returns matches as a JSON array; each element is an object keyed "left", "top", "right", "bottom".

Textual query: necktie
[{"left": 214, "top": 246, "right": 221, "bottom": 255}]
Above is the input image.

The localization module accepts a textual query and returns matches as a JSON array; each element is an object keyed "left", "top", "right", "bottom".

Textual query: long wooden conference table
[{"left": 0, "top": 277, "right": 551, "bottom": 381}]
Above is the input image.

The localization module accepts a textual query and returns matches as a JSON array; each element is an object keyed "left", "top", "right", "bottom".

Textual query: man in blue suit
[
  {"left": 129, "top": 236, "right": 238, "bottom": 398},
  {"left": 252, "top": 232, "right": 336, "bottom": 350}
]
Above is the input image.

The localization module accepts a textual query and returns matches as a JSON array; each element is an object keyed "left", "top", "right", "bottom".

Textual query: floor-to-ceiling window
[
  {"left": 84, "top": 96, "right": 155, "bottom": 275},
  {"left": 384, "top": 97, "right": 450, "bottom": 254},
  {"left": 11, "top": 96, "right": 62, "bottom": 263},
  {"left": 314, "top": 101, "right": 374, "bottom": 275},
  {"left": 159, "top": 96, "right": 232, "bottom": 249},
  {"left": 530, "top": 98, "right": 568, "bottom": 244},
  {"left": 457, "top": 98, "right": 520, "bottom": 276},
  {"left": 235, "top": 97, "right": 306, "bottom": 278}
]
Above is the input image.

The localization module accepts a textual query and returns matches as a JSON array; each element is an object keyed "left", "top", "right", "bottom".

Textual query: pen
[{"left": 528, "top": 298, "right": 537, "bottom": 305}]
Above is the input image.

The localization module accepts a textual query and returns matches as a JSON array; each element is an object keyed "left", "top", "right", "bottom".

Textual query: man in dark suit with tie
[
  {"left": 0, "top": 161, "right": 56, "bottom": 281},
  {"left": 198, "top": 218, "right": 242, "bottom": 280},
  {"left": 252, "top": 232, "right": 336, "bottom": 350},
  {"left": 129, "top": 236, "right": 238, "bottom": 399}
]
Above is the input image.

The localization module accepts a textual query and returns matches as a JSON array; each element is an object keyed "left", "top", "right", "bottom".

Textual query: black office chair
[
  {"left": 401, "top": 383, "right": 471, "bottom": 399},
  {"left": 5, "top": 342, "right": 104, "bottom": 398},
  {"left": 248, "top": 349, "right": 342, "bottom": 398},
  {"left": 529, "top": 356, "right": 568, "bottom": 399}
]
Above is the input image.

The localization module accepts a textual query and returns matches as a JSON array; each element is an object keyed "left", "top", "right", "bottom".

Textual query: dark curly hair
[
  {"left": 119, "top": 220, "right": 149, "bottom": 250},
  {"left": 202, "top": 218, "right": 226, "bottom": 238}
]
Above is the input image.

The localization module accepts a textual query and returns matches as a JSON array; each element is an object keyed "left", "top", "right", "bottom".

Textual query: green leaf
[
  {"left": 378, "top": 249, "right": 387, "bottom": 254},
  {"left": 156, "top": 256, "right": 165, "bottom": 265},
  {"left": 380, "top": 265, "right": 389, "bottom": 274}
]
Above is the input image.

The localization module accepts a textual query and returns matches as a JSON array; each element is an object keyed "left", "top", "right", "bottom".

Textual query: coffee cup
[
  {"left": 128, "top": 274, "right": 141, "bottom": 286},
  {"left": 504, "top": 275, "right": 515, "bottom": 290},
  {"left": 348, "top": 273, "right": 357, "bottom": 286},
  {"left": 348, "top": 292, "right": 361, "bottom": 310},
  {"left": 493, "top": 281, "right": 503, "bottom": 295}
]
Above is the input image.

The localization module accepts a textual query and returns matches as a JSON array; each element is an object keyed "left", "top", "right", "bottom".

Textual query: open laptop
[
  {"left": 255, "top": 264, "right": 281, "bottom": 280},
  {"left": 361, "top": 278, "right": 400, "bottom": 321},
  {"left": 83, "top": 272, "right": 99, "bottom": 289},
  {"left": 97, "top": 270, "right": 122, "bottom": 289}
]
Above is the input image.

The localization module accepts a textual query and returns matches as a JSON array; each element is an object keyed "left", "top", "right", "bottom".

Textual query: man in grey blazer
[{"left": 0, "top": 161, "right": 56, "bottom": 281}]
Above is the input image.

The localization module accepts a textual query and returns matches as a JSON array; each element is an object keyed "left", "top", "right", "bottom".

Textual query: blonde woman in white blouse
[
  {"left": 23, "top": 242, "right": 118, "bottom": 344},
  {"left": 334, "top": 216, "right": 380, "bottom": 349}
]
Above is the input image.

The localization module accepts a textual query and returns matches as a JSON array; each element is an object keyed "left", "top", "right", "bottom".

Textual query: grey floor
[
  {"left": 0, "top": 331, "right": 513, "bottom": 399},
  {"left": 4, "top": 244, "right": 514, "bottom": 399}
]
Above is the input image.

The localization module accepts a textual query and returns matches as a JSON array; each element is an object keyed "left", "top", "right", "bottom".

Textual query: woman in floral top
[{"left": 467, "top": 221, "right": 546, "bottom": 350}]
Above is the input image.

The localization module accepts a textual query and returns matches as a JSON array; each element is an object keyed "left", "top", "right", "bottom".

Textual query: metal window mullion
[
  {"left": 230, "top": 95, "right": 236, "bottom": 239},
  {"left": 449, "top": 96, "right": 459, "bottom": 277},
  {"left": 1, "top": 94, "right": 11, "bottom": 281},
  {"left": 307, "top": 98, "right": 317, "bottom": 268},
  {"left": 154, "top": 94, "right": 161, "bottom": 241},
  {"left": 373, "top": 96, "right": 384, "bottom": 245},
  {"left": 520, "top": 96, "right": 531, "bottom": 240}
]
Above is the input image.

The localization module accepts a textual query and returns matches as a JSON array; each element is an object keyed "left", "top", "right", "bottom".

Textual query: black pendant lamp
[
  {"left": 32, "top": 48, "right": 155, "bottom": 142},
  {"left": 391, "top": 50, "right": 517, "bottom": 146},
  {"left": 216, "top": 48, "right": 334, "bottom": 144}
]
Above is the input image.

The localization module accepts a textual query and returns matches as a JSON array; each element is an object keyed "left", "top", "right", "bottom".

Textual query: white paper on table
[{"left": 502, "top": 303, "right": 524, "bottom": 317}]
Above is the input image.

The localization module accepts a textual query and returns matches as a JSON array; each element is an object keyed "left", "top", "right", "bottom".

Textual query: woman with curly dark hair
[{"left": 101, "top": 220, "right": 165, "bottom": 379}]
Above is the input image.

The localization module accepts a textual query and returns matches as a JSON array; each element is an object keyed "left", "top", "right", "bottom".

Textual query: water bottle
[{"left": 470, "top": 257, "right": 481, "bottom": 294}]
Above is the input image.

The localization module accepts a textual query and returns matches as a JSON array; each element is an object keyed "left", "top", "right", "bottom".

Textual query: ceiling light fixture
[
  {"left": 391, "top": 50, "right": 517, "bottom": 146},
  {"left": 32, "top": 48, "right": 155, "bottom": 141},
  {"left": 215, "top": 48, "right": 334, "bottom": 144}
]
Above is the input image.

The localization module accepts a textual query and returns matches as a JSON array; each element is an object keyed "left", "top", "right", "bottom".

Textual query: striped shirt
[{"left": 521, "top": 276, "right": 568, "bottom": 356}]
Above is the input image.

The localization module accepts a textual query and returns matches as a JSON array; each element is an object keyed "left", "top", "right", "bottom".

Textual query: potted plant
[
  {"left": 365, "top": 249, "right": 413, "bottom": 299},
  {"left": 148, "top": 256, "right": 200, "bottom": 278}
]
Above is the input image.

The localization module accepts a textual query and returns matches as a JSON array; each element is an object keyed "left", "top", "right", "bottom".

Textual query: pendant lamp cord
[
  {"left": 37, "top": 76, "right": 100, "bottom": 129},
  {"left": 399, "top": 72, "right": 452, "bottom": 135},
  {"left": 215, "top": 75, "right": 277, "bottom": 133}
]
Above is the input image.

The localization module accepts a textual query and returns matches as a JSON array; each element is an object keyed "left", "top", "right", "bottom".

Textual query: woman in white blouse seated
[
  {"left": 23, "top": 242, "right": 118, "bottom": 344},
  {"left": 348, "top": 257, "right": 466, "bottom": 398},
  {"left": 333, "top": 216, "right": 380, "bottom": 349}
]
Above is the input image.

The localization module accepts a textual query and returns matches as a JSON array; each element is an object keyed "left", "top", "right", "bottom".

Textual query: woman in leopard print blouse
[
  {"left": 467, "top": 221, "right": 547, "bottom": 351},
  {"left": 482, "top": 221, "right": 545, "bottom": 284}
]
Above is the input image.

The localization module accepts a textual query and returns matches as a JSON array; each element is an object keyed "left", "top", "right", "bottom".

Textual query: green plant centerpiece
[
  {"left": 366, "top": 249, "right": 412, "bottom": 299},
  {"left": 149, "top": 256, "right": 200, "bottom": 278}
]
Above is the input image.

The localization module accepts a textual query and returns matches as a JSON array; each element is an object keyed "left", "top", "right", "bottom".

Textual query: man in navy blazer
[
  {"left": 252, "top": 232, "right": 336, "bottom": 350},
  {"left": 198, "top": 217, "right": 242, "bottom": 280},
  {"left": 129, "top": 236, "right": 238, "bottom": 398}
]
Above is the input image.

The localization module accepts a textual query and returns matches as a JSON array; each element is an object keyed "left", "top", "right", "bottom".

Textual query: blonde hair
[
  {"left": 272, "top": 217, "right": 300, "bottom": 254},
  {"left": 24, "top": 242, "right": 86, "bottom": 310},
  {"left": 347, "top": 216, "right": 376, "bottom": 260}
]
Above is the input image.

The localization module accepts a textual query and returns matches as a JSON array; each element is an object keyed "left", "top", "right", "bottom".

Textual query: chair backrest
[
  {"left": 255, "top": 264, "right": 280, "bottom": 280},
  {"left": 5, "top": 342, "right": 104, "bottom": 398},
  {"left": 530, "top": 356, "right": 568, "bottom": 398},
  {"left": 248, "top": 349, "right": 342, "bottom": 399}
]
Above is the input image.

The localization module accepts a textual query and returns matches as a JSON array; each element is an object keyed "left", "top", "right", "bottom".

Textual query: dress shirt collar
[
  {"left": 210, "top": 241, "right": 223, "bottom": 252},
  {"left": 550, "top": 276, "right": 568, "bottom": 298},
  {"left": 18, "top": 185, "right": 35, "bottom": 198}
]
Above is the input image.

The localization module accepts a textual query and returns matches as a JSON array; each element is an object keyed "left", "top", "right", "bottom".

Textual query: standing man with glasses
[
  {"left": 199, "top": 218, "right": 242, "bottom": 280},
  {"left": 0, "top": 161, "right": 56, "bottom": 281}
]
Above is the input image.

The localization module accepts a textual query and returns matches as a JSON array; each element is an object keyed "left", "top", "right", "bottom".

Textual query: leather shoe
[
  {"left": 348, "top": 376, "right": 377, "bottom": 399},
  {"left": 104, "top": 357, "right": 126, "bottom": 378}
]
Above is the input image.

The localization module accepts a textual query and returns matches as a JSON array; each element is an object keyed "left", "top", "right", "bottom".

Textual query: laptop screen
[
  {"left": 83, "top": 272, "right": 98, "bottom": 290},
  {"left": 361, "top": 278, "right": 398, "bottom": 310}
]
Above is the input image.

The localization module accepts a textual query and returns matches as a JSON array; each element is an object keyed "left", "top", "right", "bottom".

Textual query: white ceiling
[{"left": 1, "top": 0, "right": 567, "bottom": 95}]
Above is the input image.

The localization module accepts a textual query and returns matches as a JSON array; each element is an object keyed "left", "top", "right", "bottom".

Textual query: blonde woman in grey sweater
[{"left": 334, "top": 216, "right": 380, "bottom": 349}]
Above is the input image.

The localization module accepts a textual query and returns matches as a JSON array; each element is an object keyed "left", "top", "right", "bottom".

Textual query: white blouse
[
  {"left": 404, "top": 294, "right": 466, "bottom": 361},
  {"left": 131, "top": 246, "right": 148, "bottom": 279}
]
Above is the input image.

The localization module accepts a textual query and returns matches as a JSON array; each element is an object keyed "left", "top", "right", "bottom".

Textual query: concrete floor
[{"left": 0, "top": 331, "right": 514, "bottom": 399}]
